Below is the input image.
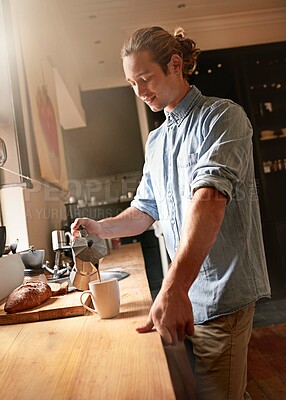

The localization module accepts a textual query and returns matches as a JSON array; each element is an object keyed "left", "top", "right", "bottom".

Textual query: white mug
[{"left": 80, "top": 278, "right": 120, "bottom": 319}]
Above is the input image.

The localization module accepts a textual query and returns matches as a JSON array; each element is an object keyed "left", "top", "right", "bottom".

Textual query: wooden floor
[{"left": 247, "top": 324, "right": 286, "bottom": 399}]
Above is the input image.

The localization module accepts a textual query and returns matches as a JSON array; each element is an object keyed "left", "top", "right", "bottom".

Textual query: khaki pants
[{"left": 185, "top": 302, "right": 255, "bottom": 400}]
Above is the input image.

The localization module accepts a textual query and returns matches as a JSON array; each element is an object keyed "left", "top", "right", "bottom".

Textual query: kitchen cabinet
[
  {"left": 240, "top": 43, "right": 286, "bottom": 297},
  {"left": 240, "top": 43, "right": 286, "bottom": 223}
]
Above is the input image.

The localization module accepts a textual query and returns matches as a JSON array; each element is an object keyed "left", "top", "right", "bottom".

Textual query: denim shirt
[{"left": 131, "top": 85, "right": 271, "bottom": 324}]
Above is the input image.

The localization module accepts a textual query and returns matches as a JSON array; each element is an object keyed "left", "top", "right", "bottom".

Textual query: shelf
[
  {"left": 260, "top": 133, "right": 286, "bottom": 141},
  {"left": 263, "top": 171, "right": 286, "bottom": 176}
]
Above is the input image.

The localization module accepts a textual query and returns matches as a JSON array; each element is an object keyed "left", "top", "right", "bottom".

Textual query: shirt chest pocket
[{"left": 176, "top": 153, "right": 198, "bottom": 198}]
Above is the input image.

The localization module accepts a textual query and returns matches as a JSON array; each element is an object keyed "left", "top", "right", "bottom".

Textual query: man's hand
[
  {"left": 136, "top": 284, "right": 194, "bottom": 346},
  {"left": 71, "top": 217, "right": 102, "bottom": 237}
]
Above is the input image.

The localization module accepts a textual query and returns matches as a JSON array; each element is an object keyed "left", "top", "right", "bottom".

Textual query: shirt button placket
[
  {"left": 166, "top": 119, "right": 178, "bottom": 255},
  {"left": 168, "top": 121, "right": 178, "bottom": 255}
]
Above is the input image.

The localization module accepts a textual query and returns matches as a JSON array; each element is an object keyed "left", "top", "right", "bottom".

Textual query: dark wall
[{"left": 62, "top": 86, "right": 144, "bottom": 179}]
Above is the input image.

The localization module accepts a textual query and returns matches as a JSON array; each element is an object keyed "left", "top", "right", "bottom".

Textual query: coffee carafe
[{"left": 69, "top": 226, "right": 109, "bottom": 290}]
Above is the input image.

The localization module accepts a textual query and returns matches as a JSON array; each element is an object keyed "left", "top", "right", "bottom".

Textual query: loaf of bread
[{"left": 4, "top": 281, "right": 53, "bottom": 314}]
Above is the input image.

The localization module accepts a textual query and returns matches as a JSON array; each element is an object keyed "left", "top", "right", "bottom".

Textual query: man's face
[{"left": 123, "top": 50, "right": 181, "bottom": 112}]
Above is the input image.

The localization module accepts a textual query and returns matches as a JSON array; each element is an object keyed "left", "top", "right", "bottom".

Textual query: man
[{"left": 72, "top": 26, "right": 271, "bottom": 399}]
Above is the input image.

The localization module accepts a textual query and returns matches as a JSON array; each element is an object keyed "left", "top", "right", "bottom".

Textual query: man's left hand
[{"left": 136, "top": 285, "right": 194, "bottom": 346}]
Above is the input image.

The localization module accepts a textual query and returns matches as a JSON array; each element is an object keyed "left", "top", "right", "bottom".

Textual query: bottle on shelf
[{"left": 262, "top": 158, "right": 286, "bottom": 174}]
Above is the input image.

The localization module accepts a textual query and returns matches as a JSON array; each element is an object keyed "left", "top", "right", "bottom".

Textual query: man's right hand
[{"left": 71, "top": 217, "right": 102, "bottom": 237}]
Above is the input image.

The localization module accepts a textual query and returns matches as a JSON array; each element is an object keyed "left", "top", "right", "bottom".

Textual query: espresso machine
[{"left": 44, "top": 230, "right": 73, "bottom": 280}]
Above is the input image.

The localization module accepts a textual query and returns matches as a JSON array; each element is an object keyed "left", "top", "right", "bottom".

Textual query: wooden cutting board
[{"left": 0, "top": 290, "right": 91, "bottom": 325}]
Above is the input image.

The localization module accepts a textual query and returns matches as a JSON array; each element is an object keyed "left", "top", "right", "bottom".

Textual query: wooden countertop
[{"left": 0, "top": 243, "right": 176, "bottom": 400}]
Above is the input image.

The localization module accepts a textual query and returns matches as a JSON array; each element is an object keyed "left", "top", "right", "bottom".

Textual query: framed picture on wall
[
  {"left": 15, "top": 10, "right": 68, "bottom": 189},
  {"left": 27, "top": 56, "right": 68, "bottom": 189}
]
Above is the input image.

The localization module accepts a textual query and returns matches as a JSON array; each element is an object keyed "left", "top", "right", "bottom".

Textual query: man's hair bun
[{"left": 174, "top": 27, "right": 186, "bottom": 39}]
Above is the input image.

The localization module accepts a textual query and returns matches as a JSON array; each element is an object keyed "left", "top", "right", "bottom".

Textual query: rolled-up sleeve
[{"left": 191, "top": 101, "right": 253, "bottom": 203}]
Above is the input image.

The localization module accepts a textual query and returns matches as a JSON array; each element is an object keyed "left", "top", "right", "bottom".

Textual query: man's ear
[{"left": 169, "top": 54, "right": 183, "bottom": 74}]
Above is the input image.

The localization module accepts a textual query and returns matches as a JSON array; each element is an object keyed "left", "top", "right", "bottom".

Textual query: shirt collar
[{"left": 164, "top": 85, "right": 201, "bottom": 126}]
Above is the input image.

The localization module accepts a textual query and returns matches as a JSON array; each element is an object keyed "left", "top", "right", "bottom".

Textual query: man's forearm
[
  {"left": 97, "top": 206, "right": 155, "bottom": 238},
  {"left": 163, "top": 187, "right": 227, "bottom": 292}
]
